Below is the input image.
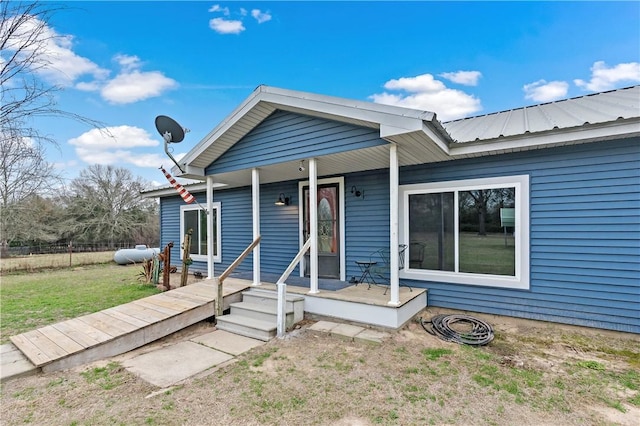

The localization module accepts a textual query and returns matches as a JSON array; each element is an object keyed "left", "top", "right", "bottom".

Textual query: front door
[{"left": 303, "top": 183, "right": 340, "bottom": 278}]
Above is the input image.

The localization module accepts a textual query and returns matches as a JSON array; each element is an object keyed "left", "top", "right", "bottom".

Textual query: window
[
  {"left": 180, "top": 202, "right": 221, "bottom": 262},
  {"left": 399, "top": 175, "right": 529, "bottom": 289}
]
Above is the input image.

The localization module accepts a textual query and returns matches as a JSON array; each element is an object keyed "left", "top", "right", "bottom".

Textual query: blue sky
[{"left": 9, "top": 1, "right": 640, "bottom": 186}]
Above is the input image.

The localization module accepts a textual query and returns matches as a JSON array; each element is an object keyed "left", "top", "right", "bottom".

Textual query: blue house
[{"left": 143, "top": 85, "right": 640, "bottom": 334}]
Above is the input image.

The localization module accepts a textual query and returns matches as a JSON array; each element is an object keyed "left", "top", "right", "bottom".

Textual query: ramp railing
[{"left": 215, "top": 236, "right": 261, "bottom": 316}]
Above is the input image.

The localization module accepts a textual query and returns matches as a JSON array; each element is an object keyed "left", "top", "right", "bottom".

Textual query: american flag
[{"left": 160, "top": 166, "right": 195, "bottom": 204}]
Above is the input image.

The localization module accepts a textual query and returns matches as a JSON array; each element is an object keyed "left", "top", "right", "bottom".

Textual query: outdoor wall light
[
  {"left": 275, "top": 193, "right": 290, "bottom": 206},
  {"left": 351, "top": 185, "right": 364, "bottom": 199}
]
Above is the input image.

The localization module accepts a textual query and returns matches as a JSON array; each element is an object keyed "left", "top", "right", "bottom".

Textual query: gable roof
[{"left": 175, "top": 85, "right": 454, "bottom": 179}]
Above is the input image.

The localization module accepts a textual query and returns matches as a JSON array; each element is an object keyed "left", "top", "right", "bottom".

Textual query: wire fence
[{"left": 4, "top": 242, "right": 140, "bottom": 257}]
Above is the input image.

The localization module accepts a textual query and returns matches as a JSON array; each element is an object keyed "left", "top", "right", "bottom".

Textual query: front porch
[{"left": 226, "top": 272, "right": 427, "bottom": 329}]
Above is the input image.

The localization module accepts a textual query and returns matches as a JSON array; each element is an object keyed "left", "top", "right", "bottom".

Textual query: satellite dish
[
  {"left": 155, "top": 115, "right": 186, "bottom": 143},
  {"left": 156, "top": 115, "right": 189, "bottom": 173}
]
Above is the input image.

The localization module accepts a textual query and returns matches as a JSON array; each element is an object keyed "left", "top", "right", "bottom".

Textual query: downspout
[
  {"left": 309, "top": 158, "right": 319, "bottom": 294},
  {"left": 206, "top": 176, "right": 215, "bottom": 280},
  {"left": 252, "top": 168, "right": 261, "bottom": 286},
  {"left": 388, "top": 144, "right": 400, "bottom": 306}
]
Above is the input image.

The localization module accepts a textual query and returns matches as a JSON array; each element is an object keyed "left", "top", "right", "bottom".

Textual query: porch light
[
  {"left": 351, "top": 185, "right": 364, "bottom": 199},
  {"left": 275, "top": 193, "right": 290, "bottom": 206}
]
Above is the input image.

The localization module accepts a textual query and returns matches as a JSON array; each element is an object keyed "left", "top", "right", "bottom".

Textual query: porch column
[
  {"left": 388, "top": 144, "right": 400, "bottom": 306},
  {"left": 252, "top": 168, "right": 261, "bottom": 286},
  {"left": 309, "top": 158, "right": 319, "bottom": 294},
  {"left": 206, "top": 175, "right": 215, "bottom": 280}
]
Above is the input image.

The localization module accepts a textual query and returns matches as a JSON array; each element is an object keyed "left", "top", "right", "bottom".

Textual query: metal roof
[{"left": 443, "top": 85, "right": 640, "bottom": 143}]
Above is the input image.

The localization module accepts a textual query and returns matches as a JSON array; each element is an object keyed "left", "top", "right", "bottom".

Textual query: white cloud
[
  {"left": 439, "top": 71, "right": 482, "bottom": 86},
  {"left": 101, "top": 69, "right": 177, "bottom": 104},
  {"left": 251, "top": 9, "right": 272, "bottom": 24},
  {"left": 4, "top": 13, "right": 176, "bottom": 104},
  {"left": 208, "top": 4, "right": 229, "bottom": 15},
  {"left": 209, "top": 17, "right": 245, "bottom": 34},
  {"left": 523, "top": 80, "right": 569, "bottom": 102},
  {"left": 370, "top": 73, "right": 482, "bottom": 121},
  {"left": 574, "top": 61, "right": 640, "bottom": 92},
  {"left": 69, "top": 126, "right": 158, "bottom": 150},
  {"left": 3, "top": 15, "right": 108, "bottom": 87},
  {"left": 208, "top": 5, "right": 271, "bottom": 34},
  {"left": 113, "top": 53, "right": 141, "bottom": 72},
  {"left": 69, "top": 126, "right": 167, "bottom": 168}
]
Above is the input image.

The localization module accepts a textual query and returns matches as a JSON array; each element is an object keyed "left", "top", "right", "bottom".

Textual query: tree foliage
[{"left": 62, "top": 165, "right": 158, "bottom": 245}]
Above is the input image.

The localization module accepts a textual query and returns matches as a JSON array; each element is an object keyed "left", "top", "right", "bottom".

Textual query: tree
[
  {"left": 0, "top": 119, "right": 62, "bottom": 255},
  {"left": 1, "top": 0, "right": 105, "bottom": 146},
  {"left": 62, "top": 165, "right": 158, "bottom": 247}
]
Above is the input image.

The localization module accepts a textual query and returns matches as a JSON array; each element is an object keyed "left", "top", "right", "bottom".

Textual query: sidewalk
[{"left": 1, "top": 320, "right": 390, "bottom": 386}]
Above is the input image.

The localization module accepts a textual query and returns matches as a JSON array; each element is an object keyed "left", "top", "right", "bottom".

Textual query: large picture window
[
  {"left": 400, "top": 175, "right": 529, "bottom": 289},
  {"left": 180, "top": 202, "right": 221, "bottom": 262}
]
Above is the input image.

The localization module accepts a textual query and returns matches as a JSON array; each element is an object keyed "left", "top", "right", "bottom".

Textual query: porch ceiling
[{"left": 202, "top": 142, "right": 452, "bottom": 189}]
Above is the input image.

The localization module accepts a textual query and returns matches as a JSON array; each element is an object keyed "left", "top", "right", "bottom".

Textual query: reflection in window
[{"left": 408, "top": 187, "right": 516, "bottom": 277}]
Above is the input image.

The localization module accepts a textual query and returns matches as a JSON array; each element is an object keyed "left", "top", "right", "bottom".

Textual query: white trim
[
  {"left": 399, "top": 175, "right": 530, "bottom": 290},
  {"left": 298, "top": 175, "right": 346, "bottom": 282},
  {"left": 252, "top": 168, "right": 261, "bottom": 286},
  {"left": 180, "top": 202, "right": 222, "bottom": 263},
  {"left": 309, "top": 159, "right": 318, "bottom": 294},
  {"left": 388, "top": 144, "right": 400, "bottom": 306},
  {"left": 206, "top": 177, "right": 215, "bottom": 279}
]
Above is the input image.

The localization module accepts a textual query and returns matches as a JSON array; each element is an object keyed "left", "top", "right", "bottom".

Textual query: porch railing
[
  {"left": 215, "top": 236, "right": 261, "bottom": 317},
  {"left": 276, "top": 238, "right": 311, "bottom": 337}
]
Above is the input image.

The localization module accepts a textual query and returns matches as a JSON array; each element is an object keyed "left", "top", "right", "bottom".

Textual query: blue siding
[
  {"left": 206, "top": 111, "right": 386, "bottom": 174},
  {"left": 399, "top": 138, "right": 640, "bottom": 333},
  {"left": 161, "top": 135, "right": 639, "bottom": 333},
  {"left": 259, "top": 182, "right": 301, "bottom": 275},
  {"left": 344, "top": 170, "right": 390, "bottom": 281}
]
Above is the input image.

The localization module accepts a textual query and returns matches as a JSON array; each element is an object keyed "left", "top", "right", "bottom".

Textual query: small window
[
  {"left": 400, "top": 175, "right": 529, "bottom": 289},
  {"left": 180, "top": 202, "right": 221, "bottom": 262}
]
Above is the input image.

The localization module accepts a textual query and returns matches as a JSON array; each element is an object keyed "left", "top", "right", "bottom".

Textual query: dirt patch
[{"left": 1, "top": 310, "right": 638, "bottom": 425}]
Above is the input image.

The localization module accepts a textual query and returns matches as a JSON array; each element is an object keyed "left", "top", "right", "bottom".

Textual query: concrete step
[
  {"left": 229, "top": 302, "right": 295, "bottom": 328},
  {"left": 242, "top": 288, "right": 305, "bottom": 323},
  {"left": 216, "top": 314, "right": 276, "bottom": 342}
]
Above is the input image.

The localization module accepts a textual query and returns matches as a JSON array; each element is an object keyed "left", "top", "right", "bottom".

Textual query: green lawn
[{"left": 0, "top": 264, "right": 159, "bottom": 343}]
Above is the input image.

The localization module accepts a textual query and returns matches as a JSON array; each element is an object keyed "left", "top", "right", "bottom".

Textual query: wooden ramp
[{"left": 10, "top": 280, "right": 250, "bottom": 373}]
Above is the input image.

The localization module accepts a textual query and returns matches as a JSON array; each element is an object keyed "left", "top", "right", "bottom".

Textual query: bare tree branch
[{"left": 0, "top": 0, "right": 108, "bottom": 146}]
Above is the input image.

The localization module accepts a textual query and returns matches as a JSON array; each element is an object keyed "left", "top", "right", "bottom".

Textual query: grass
[
  {"left": 0, "top": 263, "right": 159, "bottom": 343},
  {"left": 0, "top": 251, "right": 115, "bottom": 273},
  {"left": 2, "top": 324, "right": 639, "bottom": 425}
]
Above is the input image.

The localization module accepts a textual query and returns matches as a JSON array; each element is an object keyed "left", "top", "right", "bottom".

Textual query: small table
[{"left": 355, "top": 260, "right": 377, "bottom": 289}]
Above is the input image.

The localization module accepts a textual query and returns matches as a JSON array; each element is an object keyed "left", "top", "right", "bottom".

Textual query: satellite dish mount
[{"left": 155, "top": 115, "right": 189, "bottom": 173}]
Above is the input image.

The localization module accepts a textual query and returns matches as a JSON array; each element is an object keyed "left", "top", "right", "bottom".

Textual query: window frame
[
  {"left": 180, "top": 202, "right": 221, "bottom": 263},
  {"left": 399, "top": 175, "right": 529, "bottom": 290}
]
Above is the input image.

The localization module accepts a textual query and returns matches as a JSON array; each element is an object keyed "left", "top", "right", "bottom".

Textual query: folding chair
[{"left": 370, "top": 244, "right": 412, "bottom": 295}]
